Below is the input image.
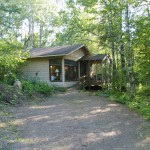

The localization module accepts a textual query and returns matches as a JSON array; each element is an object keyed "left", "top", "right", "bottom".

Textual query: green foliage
[
  {"left": 34, "top": 81, "right": 55, "bottom": 96},
  {"left": 0, "top": 78, "right": 55, "bottom": 106},
  {"left": 137, "top": 85, "right": 150, "bottom": 96},
  {"left": 22, "top": 80, "right": 34, "bottom": 96},
  {"left": 96, "top": 89, "right": 150, "bottom": 120},
  {"left": 0, "top": 0, "right": 22, "bottom": 35},
  {"left": 97, "top": 90, "right": 130, "bottom": 104},
  {"left": 128, "top": 96, "right": 150, "bottom": 120},
  {"left": 4, "top": 72, "right": 16, "bottom": 85},
  {"left": 134, "top": 15, "right": 150, "bottom": 86},
  {"left": 21, "top": 77, "right": 55, "bottom": 96},
  {"left": 0, "top": 40, "right": 28, "bottom": 82},
  {"left": 0, "top": 0, "right": 149, "bottom": 121},
  {"left": 0, "top": 83, "right": 23, "bottom": 105}
]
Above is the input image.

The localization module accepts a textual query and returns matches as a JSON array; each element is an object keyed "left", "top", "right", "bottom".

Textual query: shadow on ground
[{"left": 9, "top": 89, "right": 150, "bottom": 150}]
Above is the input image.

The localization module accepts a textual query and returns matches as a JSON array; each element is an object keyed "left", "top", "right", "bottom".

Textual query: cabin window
[
  {"left": 65, "top": 59, "right": 78, "bottom": 81},
  {"left": 49, "top": 59, "right": 62, "bottom": 82}
]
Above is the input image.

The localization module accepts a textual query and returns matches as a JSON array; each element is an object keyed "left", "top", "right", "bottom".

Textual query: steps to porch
[{"left": 79, "top": 75, "right": 103, "bottom": 90}]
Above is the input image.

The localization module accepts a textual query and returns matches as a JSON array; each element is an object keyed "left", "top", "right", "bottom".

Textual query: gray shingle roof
[
  {"left": 81, "top": 54, "right": 107, "bottom": 61},
  {"left": 30, "top": 44, "right": 88, "bottom": 58}
]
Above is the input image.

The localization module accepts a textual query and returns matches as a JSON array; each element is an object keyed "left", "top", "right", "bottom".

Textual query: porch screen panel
[
  {"left": 65, "top": 59, "right": 78, "bottom": 81},
  {"left": 49, "top": 59, "right": 62, "bottom": 81}
]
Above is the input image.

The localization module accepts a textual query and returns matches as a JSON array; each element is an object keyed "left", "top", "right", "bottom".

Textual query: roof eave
[
  {"left": 29, "top": 44, "right": 90, "bottom": 58},
  {"left": 30, "top": 54, "right": 65, "bottom": 58}
]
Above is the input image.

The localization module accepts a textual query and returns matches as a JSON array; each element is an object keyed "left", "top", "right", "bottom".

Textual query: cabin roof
[
  {"left": 30, "top": 44, "right": 89, "bottom": 58},
  {"left": 80, "top": 54, "right": 107, "bottom": 61}
]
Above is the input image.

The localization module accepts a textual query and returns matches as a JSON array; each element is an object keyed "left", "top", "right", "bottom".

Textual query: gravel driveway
[{"left": 10, "top": 89, "right": 150, "bottom": 150}]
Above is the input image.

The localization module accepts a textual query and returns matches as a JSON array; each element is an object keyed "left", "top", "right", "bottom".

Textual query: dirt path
[{"left": 10, "top": 89, "right": 150, "bottom": 150}]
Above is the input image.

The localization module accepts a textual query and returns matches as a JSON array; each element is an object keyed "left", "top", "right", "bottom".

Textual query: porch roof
[
  {"left": 80, "top": 54, "right": 107, "bottom": 61},
  {"left": 30, "top": 44, "right": 89, "bottom": 58}
]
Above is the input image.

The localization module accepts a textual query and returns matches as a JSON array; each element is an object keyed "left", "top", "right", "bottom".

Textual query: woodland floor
[{"left": 5, "top": 89, "right": 150, "bottom": 150}]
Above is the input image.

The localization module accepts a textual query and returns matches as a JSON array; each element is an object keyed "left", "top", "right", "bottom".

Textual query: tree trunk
[
  {"left": 118, "top": 5, "right": 127, "bottom": 91},
  {"left": 108, "top": 0, "right": 117, "bottom": 90},
  {"left": 31, "top": 17, "right": 34, "bottom": 48},
  {"left": 111, "top": 41, "right": 117, "bottom": 90},
  {"left": 39, "top": 23, "right": 42, "bottom": 48},
  {"left": 28, "top": 18, "right": 32, "bottom": 48},
  {"left": 125, "top": 0, "right": 135, "bottom": 97}
]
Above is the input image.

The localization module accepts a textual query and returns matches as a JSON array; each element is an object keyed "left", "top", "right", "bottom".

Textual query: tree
[
  {"left": 134, "top": 11, "right": 150, "bottom": 86},
  {"left": 53, "top": 0, "right": 147, "bottom": 97},
  {"left": 0, "top": 0, "right": 27, "bottom": 82}
]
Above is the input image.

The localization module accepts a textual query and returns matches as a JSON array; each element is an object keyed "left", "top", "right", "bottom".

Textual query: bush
[
  {"left": 0, "top": 40, "right": 28, "bottom": 82},
  {"left": 138, "top": 85, "right": 150, "bottom": 96},
  {"left": 0, "top": 83, "right": 23, "bottom": 105},
  {"left": 4, "top": 72, "right": 16, "bottom": 85},
  {"left": 34, "top": 81, "right": 55, "bottom": 96},
  {"left": 128, "top": 96, "right": 150, "bottom": 120},
  {"left": 21, "top": 77, "right": 55, "bottom": 96},
  {"left": 96, "top": 89, "right": 150, "bottom": 120},
  {"left": 22, "top": 80, "right": 34, "bottom": 96}
]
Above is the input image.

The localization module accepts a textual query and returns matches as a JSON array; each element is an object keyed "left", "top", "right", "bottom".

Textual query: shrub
[
  {"left": 22, "top": 80, "right": 34, "bottom": 96},
  {"left": 4, "top": 72, "right": 16, "bottom": 85},
  {"left": 0, "top": 40, "right": 28, "bottom": 82},
  {"left": 128, "top": 96, "right": 150, "bottom": 120},
  {"left": 0, "top": 83, "right": 23, "bottom": 105},
  {"left": 138, "top": 85, "right": 150, "bottom": 96},
  {"left": 96, "top": 88, "right": 150, "bottom": 120},
  {"left": 34, "top": 81, "right": 55, "bottom": 96},
  {"left": 21, "top": 77, "right": 55, "bottom": 96}
]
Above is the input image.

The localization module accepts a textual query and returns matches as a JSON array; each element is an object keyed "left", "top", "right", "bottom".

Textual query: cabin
[{"left": 20, "top": 44, "right": 111, "bottom": 87}]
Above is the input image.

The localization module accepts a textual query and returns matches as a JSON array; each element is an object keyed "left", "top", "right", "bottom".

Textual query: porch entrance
[{"left": 79, "top": 54, "right": 111, "bottom": 90}]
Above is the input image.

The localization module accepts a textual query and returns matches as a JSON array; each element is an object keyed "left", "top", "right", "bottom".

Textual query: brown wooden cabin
[{"left": 20, "top": 44, "right": 111, "bottom": 88}]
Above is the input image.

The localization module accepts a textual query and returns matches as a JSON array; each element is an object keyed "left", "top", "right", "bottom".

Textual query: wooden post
[
  {"left": 62, "top": 57, "right": 65, "bottom": 83},
  {"left": 78, "top": 61, "right": 80, "bottom": 79},
  {"left": 101, "top": 63, "right": 104, "bottom": 84},
  {"left": 96, "top": 62, "right": 98, "bottom": 81}
]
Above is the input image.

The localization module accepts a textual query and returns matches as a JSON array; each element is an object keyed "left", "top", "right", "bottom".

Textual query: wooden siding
[
  {"left": 20, "top": 58, "right": 79, "bottom": 87},
  {"left": 64, "top": 48, "right": 85, "bottom": 61},
  {"left": 20, "top": 58, "right": 50, "bottom": 83}
]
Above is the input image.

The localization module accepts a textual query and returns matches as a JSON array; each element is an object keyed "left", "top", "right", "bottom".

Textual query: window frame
[{"left": 49, "top": 58, "right": 62, "bottom": 82}]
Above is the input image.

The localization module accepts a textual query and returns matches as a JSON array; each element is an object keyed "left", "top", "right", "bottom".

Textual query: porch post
[
  {"left": 62, "top": 57, "right": 65, "bottom": 83},
  {"left": 78, "top": 61, "right": 80, "bottom": 79},
  {"left": 101, "top": 63, "right": 104, "bottom": 84},
  {"left": 96, "top": 63, "right": 98, "bottom": 81}
]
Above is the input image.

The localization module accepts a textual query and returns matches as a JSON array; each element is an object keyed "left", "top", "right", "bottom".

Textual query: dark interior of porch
[{"left": 79, "top": 54, "right": 111, "bottom": 91}]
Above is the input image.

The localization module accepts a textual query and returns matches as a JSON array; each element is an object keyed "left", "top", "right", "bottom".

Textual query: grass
[{"left": 96, "top": 90, "right": 150, "bottom": 121}]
